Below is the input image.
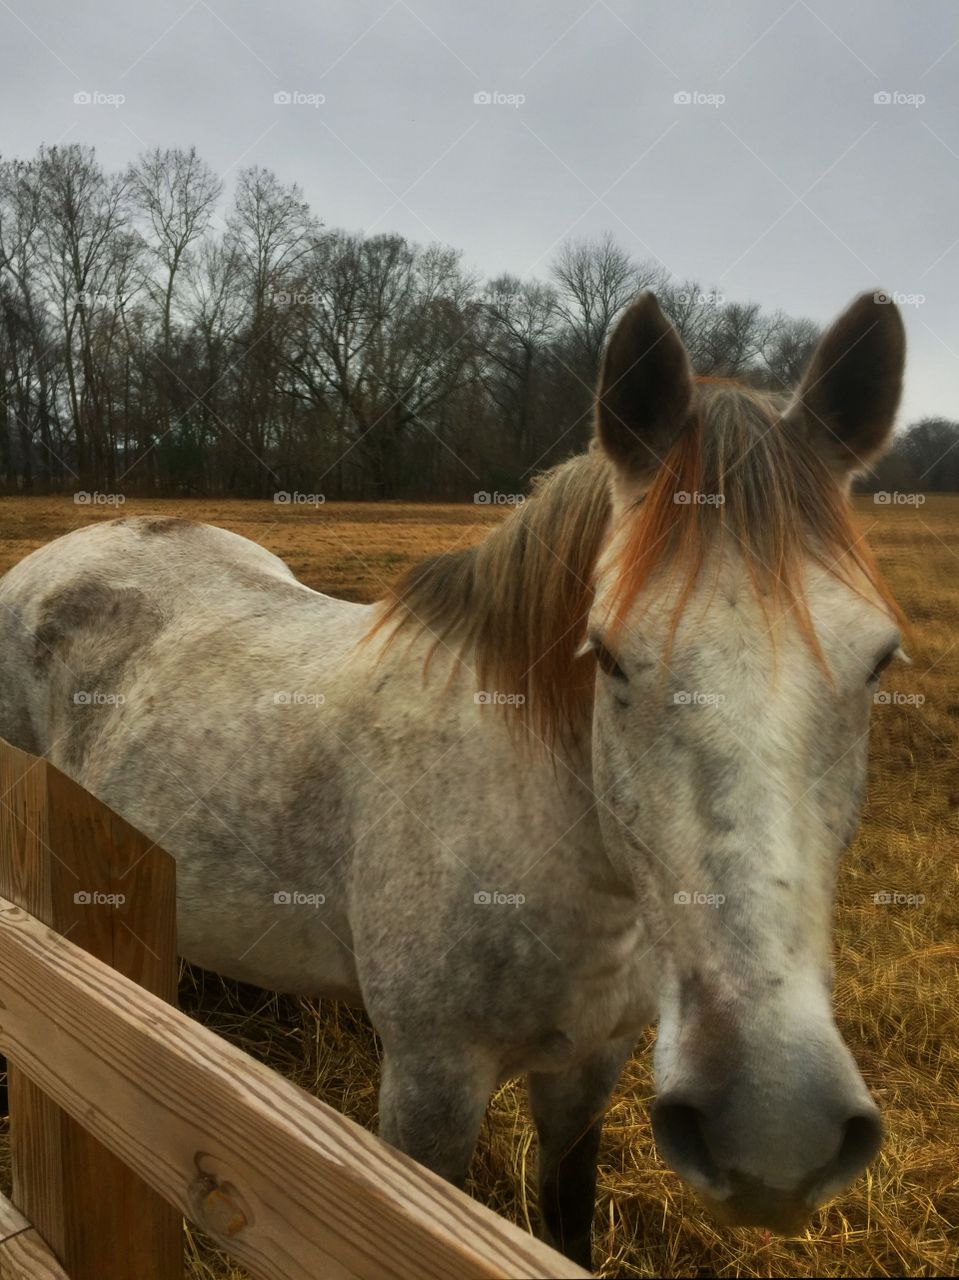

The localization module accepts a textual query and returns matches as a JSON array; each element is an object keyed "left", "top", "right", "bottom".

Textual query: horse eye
[
  {"left": 868, "top": 647, "right": 897, "bottom": 684},
  {"left": 594, "top": 642, "right": 628, "bottom": 683}
]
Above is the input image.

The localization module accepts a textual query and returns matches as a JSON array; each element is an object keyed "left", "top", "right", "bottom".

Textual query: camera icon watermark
[
  {"left": 274, "top": 491, "right": 325, "bottom": 506},
  {"left": 473, "top": 491, "right": 525, "bottom": 505},
  {"left": 273, "top": 889, "right": 326, "bottom": 906},
  {"left": 873, "top": 491, "right": 925, "bottom": 506},
  {"left": 474, "top": 690, "right": 526, "bottom": 707},
  {"left": 272, "top": 290, "right": 320, "bottom": 305},
  {"left": 874, "top": 90, "right": 925, "bottom": 108},
  {"left": 873, "top": 690, "right": 925, "bottom": 707},
  {"left": 273, "top": 90, "right": 325, "bottom": 107},
  {"left": 874, "top": 290, "right": 925, "bottom": 307},
  {"left": 473, "top": 889, "right": 526, "bottom": 907},
  {"left": 272, "top": 691, "right": 325, "bottom": 707},
  {"left": 74, "top": 490, "right": 125, "bottom": 506},
  {"left": 74, "top": 90, "right": 125, "bottom": 108},
  {"left": 77, "top": 288, "right": 119, "bottom": 308},
  {"left": 673, "top": 890, "right": 726, "bottom": 907},
  {"left": 74, "top": 889, "right": 126, "bottom": 906},
  {"left": 673, "top": 490, "right": 725, "bottom": 505},
  {"left": 73, "top": 690, "right": 126, "bottom": 707},
  {"left": 673, "top": 90, "right": 725, "bottom": 108},
  {"left": 473, "top": 90, "right": 526, "bottom": 108},
  {"left": 673, "top": 690, "right": 726, "bottom": 707},
  {"left": 677, "top": 290, "right": 725, "bottom": 306}
]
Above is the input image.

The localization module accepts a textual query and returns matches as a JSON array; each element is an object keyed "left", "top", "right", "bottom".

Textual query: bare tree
[
  {"left": 479, "top": 274, "right": 558, "bottom": 464},
  {"left": 224, "top": 166, "right": 319, "bottom": 492},
  {"left": 2, "top": 142, "right": 940, "bottom": 502},
  {"left": 757, "top": 312, "right": 821, "bottom": 389},
  {"left": 128, "top": 147, "right": 222, "bottom": 440},
  {"left": 0, "top": 157, "right": 57, "bottom": 488},
  {"left": 30, "top": 145, "right": 137, "bottom": 485},
  {"left": 551, "top": 233, "right": 665, "bottom": 379}
]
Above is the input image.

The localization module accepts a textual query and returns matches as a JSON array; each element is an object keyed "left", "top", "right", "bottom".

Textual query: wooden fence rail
[
  {"left": 0, "top": 739, "right": 587, "bottom": 1280},
  {"left": 0, "top": 1190, "right": 71, "bottom": 1280}
]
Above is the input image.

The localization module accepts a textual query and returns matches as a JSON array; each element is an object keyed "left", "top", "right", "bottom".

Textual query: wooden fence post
[{"left": 0, "top": 739, "right": 182, "bottom": 1280}]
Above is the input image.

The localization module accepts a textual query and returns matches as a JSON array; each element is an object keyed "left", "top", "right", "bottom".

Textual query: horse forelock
[{"left": 368, "top": 382, "right": 904, "bottom": 751}]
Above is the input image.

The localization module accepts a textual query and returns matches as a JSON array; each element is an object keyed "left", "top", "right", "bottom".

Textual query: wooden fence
[{"left": 0, "top": 738, "right": 588, "bottom": 1280}]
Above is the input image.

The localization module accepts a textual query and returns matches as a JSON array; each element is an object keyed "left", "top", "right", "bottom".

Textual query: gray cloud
[{"left": 4, "top": 0, "right": 957, "bottom": 423}]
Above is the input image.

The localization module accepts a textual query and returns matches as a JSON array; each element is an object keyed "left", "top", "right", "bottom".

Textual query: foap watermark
[
  {"left": 74, "top": 89, "right": 125, "bottom": 108},
  {"left": 74, "top": 490, "right": 125, "bottom": 506},
  {"left": 74, "top": 890, "right": 125, "bottom": 906},
  {"left": 474, "top": 490, "right": 525, "bottom": 505},
  {"left": 474, "top": 889, "right": 526, "bottom": 907},
  {"left": 273, "top": 290, "right": 321, "bottom": 305},
  {"left": 674, "top": 90, "right": 725, "bottom": 108},
  {"left": 673, "top": 690, "right": 726, "bottom": 707},
  {"left": 874, "top": 690, "right": 925, "bottom": 707},
  {"left": 273, "top": 890, "right": 326, "bottom": 906},
  {"left": 874, "top": 491, "right": 925, "bottom": 506},
  {"left": 474, "top": 690, "right": 526, "bottom": 707},
  {"left": 272, "top": 691, "right": 326, "bottom": 707},
  {"left": 473, "top": 90, "right": 525, "bottom": 108},
  {"left": 674, "top": 490, "right": 724, "bottom": 506},
  {"left": 273, "top": 90, "right": 326, "bottom": 107},
  {"left": 875, "top": 290, "right": 925, "bottom": 308},
  {"left": 274, "top": 490, "right": 325, "bottom": 506},
  {"left": 74, "top": 690, "right": 126, "bottom": 707},
  {"left": 77, "top": 288, "right": 124, "bottom": 308},
  {"left": 873, "top": 890, "right": 924, "bottom": 906},
  {"left": 674, "top": 890, "right": 726, "bottom": 908},
  {"left": 677, "top": 290, "right": 726, "bottom": 306},
  {"left": 874, "top": 90, "right": 925, "bottom": 109}
]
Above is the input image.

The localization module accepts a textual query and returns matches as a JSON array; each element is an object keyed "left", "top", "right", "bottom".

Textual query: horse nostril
[
  {"left": 653, "top": 1094, "right": 883, "bottom": 1211},
  {"left": 811, "top": 1109, "right": 883, "bottom": 1203},
  {"left": 651, "top": 1098, "right": 723, "bottom": 1194}
]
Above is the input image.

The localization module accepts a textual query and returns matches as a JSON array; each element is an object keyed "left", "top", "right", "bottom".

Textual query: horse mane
[
  {"left": 367, "top": 445, "right": 612, "bottom": 749},
  {"left": 368, "top": 382, "right": 902, "bottom": 751}
]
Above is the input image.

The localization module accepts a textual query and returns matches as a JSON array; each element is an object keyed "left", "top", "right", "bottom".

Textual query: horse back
[{"left": 0, "top": 515, "right": 337, "bottom": 766}]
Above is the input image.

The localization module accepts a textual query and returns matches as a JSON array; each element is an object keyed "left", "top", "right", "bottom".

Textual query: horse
[{"left": 0, "top": 290, "right": 906, "bottom": 1268}]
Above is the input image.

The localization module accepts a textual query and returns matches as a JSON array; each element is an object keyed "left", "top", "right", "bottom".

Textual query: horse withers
[{"left": 0, "top": 291, "right": 906, "bottom": 1267}]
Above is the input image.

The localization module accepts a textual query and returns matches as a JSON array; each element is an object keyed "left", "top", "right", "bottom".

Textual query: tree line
[{"left": 0, "top": 144, "right": 954, "bottom": 500}]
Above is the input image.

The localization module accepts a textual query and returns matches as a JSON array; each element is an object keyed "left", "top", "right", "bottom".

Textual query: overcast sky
[{"left": 3, "top": 0, "right": 957, "bottom": 425}]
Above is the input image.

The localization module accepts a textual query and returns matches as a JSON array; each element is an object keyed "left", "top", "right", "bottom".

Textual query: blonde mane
[{"left": 370, "top": 383, "right": 902, "bottom": 749}]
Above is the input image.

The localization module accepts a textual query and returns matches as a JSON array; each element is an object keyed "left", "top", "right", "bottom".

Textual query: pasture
[{"left": 0, "top": 493, "right": 955, "bottom": 1279}]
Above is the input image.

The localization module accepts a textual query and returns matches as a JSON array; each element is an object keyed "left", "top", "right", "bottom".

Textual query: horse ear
[
  {"left": 786, "top": 292, "right": 905, "bottom": 478},
  {"left": 595, "top": 292, "right": 693, "bottom": 487}
]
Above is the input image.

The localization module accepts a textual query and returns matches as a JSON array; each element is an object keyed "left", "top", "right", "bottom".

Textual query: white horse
[{"left": 0, "top": 291, "right": 906, "bottom": 1267}]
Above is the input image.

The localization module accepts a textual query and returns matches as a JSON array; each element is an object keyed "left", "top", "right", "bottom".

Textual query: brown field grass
[{"left": 0, "top": 494, "right": 956, "bottom": 1278}]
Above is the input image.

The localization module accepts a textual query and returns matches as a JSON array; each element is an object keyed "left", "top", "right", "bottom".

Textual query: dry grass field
[{"left": 0, "top": 493, "right": 955, "bottom": 1278}]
